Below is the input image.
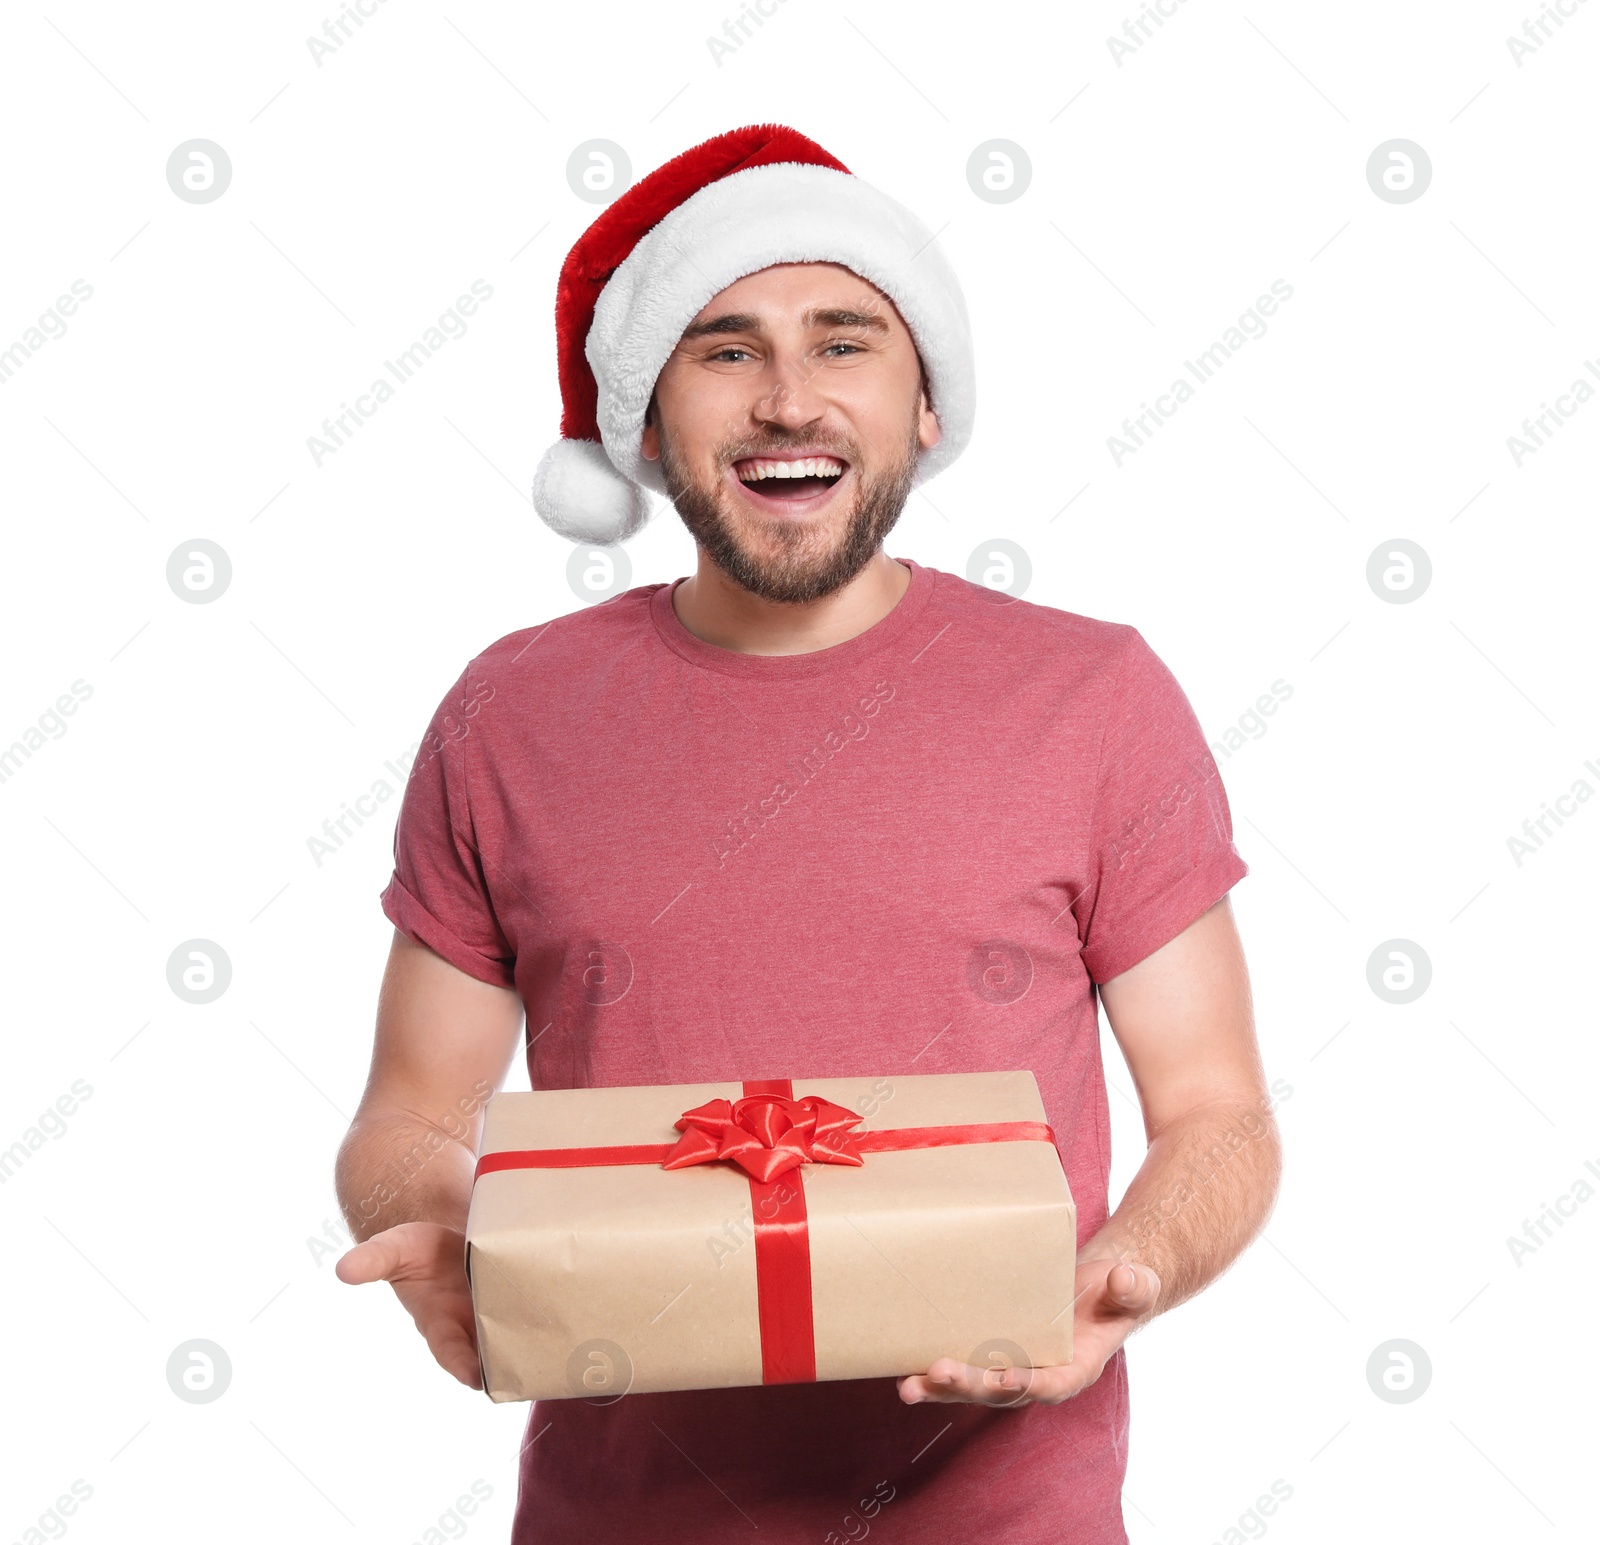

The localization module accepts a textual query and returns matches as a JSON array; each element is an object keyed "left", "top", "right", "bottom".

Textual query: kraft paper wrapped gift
[{"left": 465, "top": 1070, "right": 1076, "bottom": 1402}]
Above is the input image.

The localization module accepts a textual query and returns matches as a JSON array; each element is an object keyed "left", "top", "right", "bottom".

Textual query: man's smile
[{"left": 728, "top": 451, "right": 851, "bottom": 517}]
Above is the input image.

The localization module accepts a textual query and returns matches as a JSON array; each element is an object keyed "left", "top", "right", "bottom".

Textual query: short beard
[{"left": 654, "top": 410, "right": 922, "bottom": 604}]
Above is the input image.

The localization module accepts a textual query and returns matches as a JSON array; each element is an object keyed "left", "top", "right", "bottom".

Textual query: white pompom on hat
[{"left": 532, "top": 122, "right": 976, "bottom": 546}]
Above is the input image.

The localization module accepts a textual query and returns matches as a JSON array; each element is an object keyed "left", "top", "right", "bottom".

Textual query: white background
[{"left": 2, "top": 2, "right": 1595, "bottom": 1541}]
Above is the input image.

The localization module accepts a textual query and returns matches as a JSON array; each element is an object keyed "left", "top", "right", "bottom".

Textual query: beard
[{"left": 654, "top": 408, "right": 923, "bottom": 604}]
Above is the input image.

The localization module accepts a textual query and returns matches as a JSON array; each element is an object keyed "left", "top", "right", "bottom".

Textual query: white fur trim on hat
[
  {"left": 587, "top": 160, "right": 975, "bottom": 501},
  {"left": 532, "top": 436, "right": 652, "bottom": 546}
]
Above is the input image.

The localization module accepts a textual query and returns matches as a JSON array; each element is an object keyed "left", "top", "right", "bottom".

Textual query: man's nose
[{"left": 750, "top": 347, "right": 828, "bottom": 428}]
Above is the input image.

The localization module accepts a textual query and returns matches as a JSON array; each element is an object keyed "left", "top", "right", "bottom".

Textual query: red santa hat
[{"left": 531, "top": 123, "right": 976, "bottom": 545}]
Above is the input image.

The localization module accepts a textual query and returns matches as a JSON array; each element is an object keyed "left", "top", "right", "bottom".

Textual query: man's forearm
[
  {"left": 334, "top": 1107, "right": 480, "bottom": 1242},
  {"left": 1080, "top": 1096, "right": 1282, "bottom": 1316}
]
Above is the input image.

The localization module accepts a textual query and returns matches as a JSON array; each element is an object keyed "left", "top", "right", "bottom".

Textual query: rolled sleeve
[
  {"left": 380, "top": 870, "right": 514, "bottom": 989},
  {"left": 1075, "top": 630, "right": 1248, "bottom": 984},
  {"left": 379, "top": 667, "right": 516, "bottom": 990}
]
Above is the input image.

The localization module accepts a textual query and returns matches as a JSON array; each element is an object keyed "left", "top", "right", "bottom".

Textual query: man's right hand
[{"left": 336, "top": 1221, "right": 483, "bottom": 1390}]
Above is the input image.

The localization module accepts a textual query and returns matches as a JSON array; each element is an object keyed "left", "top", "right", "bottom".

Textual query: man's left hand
[{"left": 896, "top": 1259, "right": 1160, "bottom": 1407}]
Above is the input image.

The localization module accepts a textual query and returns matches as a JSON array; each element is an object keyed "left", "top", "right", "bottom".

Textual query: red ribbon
[
  {"left": 661, "top": 1087, "right": 867, "bottom": 1181},
  {"left": 473, "top": 1079, "right": 1056, "bottom": 1386}
]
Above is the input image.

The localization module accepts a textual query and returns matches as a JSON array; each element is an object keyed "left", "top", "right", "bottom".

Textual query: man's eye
[{"left": 705, "top": 341, "right": 862, "bottom": 362}]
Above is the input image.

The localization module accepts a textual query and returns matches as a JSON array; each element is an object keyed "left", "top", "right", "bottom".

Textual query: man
[{"left": 336, "top": 124, "right": 1281, "bottom": 1543}]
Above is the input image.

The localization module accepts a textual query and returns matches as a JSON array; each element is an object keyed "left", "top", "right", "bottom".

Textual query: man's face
[{"left": 639, "top": 262, "right": 941, "bottom": 603}]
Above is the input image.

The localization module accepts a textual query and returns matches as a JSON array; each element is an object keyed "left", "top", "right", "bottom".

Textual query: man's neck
[{"left": 671, "top": 551, "right": 912, "bottom": 656}]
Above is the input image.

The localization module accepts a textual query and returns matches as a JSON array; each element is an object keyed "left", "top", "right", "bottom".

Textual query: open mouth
[{"left": 729, "top": 454, "right": 850, "bottom": 513}]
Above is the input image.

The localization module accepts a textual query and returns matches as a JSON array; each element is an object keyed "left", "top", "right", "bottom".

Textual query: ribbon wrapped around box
[{"left": 465, "top": 1070, "right": 1077, "bottom": 1401}]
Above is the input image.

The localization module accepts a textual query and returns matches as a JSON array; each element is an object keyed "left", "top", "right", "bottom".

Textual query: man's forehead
[
  {"left": 678, "top": 304, "right": 892, "bottom": 344},
  {"left": 677, "top": 261, "right": 899, "bottom": 341}
]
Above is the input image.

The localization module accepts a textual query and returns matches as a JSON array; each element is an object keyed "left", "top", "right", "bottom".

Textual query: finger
[
  {"left": 334, "top": 1232, "right": 408, "bottom": 1286},
  {"left": 900, "top": 1366, "right": 1026, "bottom": 1406},
  {"left": 336, "top": 1223, "right": 459, "bottom": 1286},
  {"left": 1103, "top": 1262, "right": 1161, "bottom": 1316},
  {"left": 897, "top": 1356, "right": 967, "bottom": 1404},
  {"left": 419, "top": 1313, "right": 484, "bottom": 1390},
  {"left": 900, "top": 1358, "right": 1060, "bottom": 1407}
]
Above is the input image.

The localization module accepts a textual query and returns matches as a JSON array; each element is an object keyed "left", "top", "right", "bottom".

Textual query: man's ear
[
  {"left": 916, "top": 365, "right": 941, "bottom": 453},
  {"left": 641, "top": 392, "right": 659, "bottom": 461}
]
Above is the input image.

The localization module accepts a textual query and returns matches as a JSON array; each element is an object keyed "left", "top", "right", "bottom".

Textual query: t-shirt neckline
[{"left": 649, "top": 556, "right": 935, "bottom": 680}]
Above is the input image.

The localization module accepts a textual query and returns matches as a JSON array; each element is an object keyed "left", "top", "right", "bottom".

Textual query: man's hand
[
  {"left": 336, "top": 1221, "right": 483, "bottom": 1390},
  {"left": 896, "top": 1259, "right": 1160, "bottom": 1407}
]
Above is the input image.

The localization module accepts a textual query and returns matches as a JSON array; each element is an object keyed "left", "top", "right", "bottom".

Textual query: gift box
[{"left": 465, "top": 1070, "right": 1076, "bottom": 1401}]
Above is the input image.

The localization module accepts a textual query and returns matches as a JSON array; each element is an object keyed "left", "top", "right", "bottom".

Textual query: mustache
[{"left": 723, "top": 439, "right": 855, "bottom": 463}]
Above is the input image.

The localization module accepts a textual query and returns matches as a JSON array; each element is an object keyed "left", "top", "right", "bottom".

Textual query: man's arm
[
  {"left": 333, "top": 929, "right": 524, "bottom": 1388},
  {"left": 1080, "top": 893, "right": 1282, "bottom": 1308},
  {"left": 900, "top": 895, "right": 1281, "bottom": 1406}
]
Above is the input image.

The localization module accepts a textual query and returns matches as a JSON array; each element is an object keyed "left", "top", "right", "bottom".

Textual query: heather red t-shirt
[{"left": 380, "top": 556, "right": 1247, "bottom": 1545}]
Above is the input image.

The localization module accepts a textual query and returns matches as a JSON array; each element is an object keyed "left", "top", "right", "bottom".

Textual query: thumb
[
  {"left": 1103, "top": 1261, "right": 1161, "bottom": 1317},
  {"left": 335, "top": 1224, "right": 435, "bottom": 1286}
]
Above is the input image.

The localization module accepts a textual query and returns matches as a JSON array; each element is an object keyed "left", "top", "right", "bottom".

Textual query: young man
[{"left": 336, "top": 124, "right": 1281, "bottom": 1543}]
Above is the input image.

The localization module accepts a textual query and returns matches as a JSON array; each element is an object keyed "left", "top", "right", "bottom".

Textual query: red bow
[{"left": 662, "top": 1093, "right": 866, "bottom": 1182}]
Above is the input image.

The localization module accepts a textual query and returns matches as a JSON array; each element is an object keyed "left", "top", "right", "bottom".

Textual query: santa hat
[{"left": 531, "top": 123, "right": 975, "bottom": 546}]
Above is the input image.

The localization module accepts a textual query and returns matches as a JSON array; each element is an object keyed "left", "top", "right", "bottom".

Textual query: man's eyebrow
[
  {"left": 806, "top": 307, "right": 889, "bottom": 334},
  {"left": 678, "top": 306, "right": 890, "bottom": 343},
  {"left": 678, "top": 312, "right": 761, "bottom": 342}
]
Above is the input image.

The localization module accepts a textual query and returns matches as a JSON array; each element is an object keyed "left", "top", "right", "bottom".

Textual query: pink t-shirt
[{"left": 380, "top": 556, "right": 1247, "bottom": 1545}]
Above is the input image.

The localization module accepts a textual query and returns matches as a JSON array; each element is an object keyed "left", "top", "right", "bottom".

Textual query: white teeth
[{"left": 736, "top": 456, "right": 846, "bottom": 482}]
